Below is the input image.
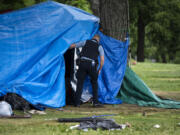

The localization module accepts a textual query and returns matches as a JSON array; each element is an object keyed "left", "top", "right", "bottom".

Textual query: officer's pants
[{"left": 75, "top": 60, "right": 98, "bottom": 105}]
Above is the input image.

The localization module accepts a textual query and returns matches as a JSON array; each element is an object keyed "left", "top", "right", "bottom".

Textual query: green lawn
[
  {"left": 0, "top": 108, "right": 179, "bottom": 135},
  {"left": 131, "top": 62, "right": 180, "bottom": 92},
  {"left": 0, "top": 62, "right": 180, "bottom": 135}
]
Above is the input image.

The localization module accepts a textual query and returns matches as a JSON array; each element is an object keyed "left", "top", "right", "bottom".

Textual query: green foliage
[
  {"left": 55, "top": 0, "right": 92, "bottom": 13},
  {"left": 174, "top": 51, "right": 180, "bottom": 64},
  {"left": 0, "top": 0, "right": 91, "bottom": 13},
  {"left": 146, "top": 0, "right": 180, "bottom": 63},
  {"left": 129, "top": 23, "right": 137, "bottom": 58},
  {"left": 0, "top": 0, "right": 37, "bottom": 10},
  {"left": 23, "top": 0, "right": 36, "bottom": 7},
  {"left": 129, "top": 0, "right": 180, "bottom": 63},
  {"left": 129, "top": 0, "right": 159, "bottom": 60},
  {"left": 40, "top": 0, "right": 92, "bottom": 13},
  {"left": 1, "top": 0, "right": 179, "bottom": 63}
]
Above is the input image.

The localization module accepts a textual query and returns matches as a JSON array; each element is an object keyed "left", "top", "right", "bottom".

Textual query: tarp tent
[
  {"left": 119, "top": 67, "right": 180, "bottom": 108},
  {"left": 0, "top": 1, "right": 128, "bottom": 109},
  {"left": 0, "top": 1, "right": 179, "bottom": 109}
]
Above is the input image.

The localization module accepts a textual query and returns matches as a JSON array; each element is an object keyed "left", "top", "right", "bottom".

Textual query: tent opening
[{"left": 64, "top": 48, "right": 75, "bottom": 105}]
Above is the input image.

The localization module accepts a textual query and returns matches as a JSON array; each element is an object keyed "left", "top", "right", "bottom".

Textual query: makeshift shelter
[
  {"left": 0, "top": 1, "right": 128, "bottom": 109},
  {"left": 119, "top": 67, "right": 180, "bottom": 108},
  {"left": 0, "top": 1, "right": 179, "bottom": 110}
]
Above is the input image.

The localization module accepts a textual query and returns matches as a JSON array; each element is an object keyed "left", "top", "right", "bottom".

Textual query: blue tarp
[
  {"left": 0, "top": 1, "right": 129, "bottom": 108},
  {"left": 98, "top": 32, "right": 129, "bottom": 104}
]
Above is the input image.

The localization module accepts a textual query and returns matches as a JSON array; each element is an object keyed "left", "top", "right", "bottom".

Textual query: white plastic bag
[{"left": 0, "top": 101, "right": 13, "bottom": 117}]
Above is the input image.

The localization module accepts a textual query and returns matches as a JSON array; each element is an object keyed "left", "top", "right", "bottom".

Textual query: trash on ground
[
  {"left": 28, "top": 110, "right": 46, "bottom": 115},
  {"left": 56, "top": 108, "right": 64, "bottom": 111},
  {"left": 0, "top": 101, "right": 13, "bottom": 117},
  {"left": 44, "top": 118, "right": 58, "bottom": 121},
  {"left": 0, "top": 114, "right": 31, "bottom": 119},
  {"left": 0, "top": 101, "right": 31, "bottom": 119},
  {"left": 1, "top": 93, "right": 33, "bottom": 111},
  {"left": 153, "top": 124, "right": 160, "bottom": 128},
  {"left": 58, "top": 116, "right": 131, "bottom": 130},
  {"left": 70, "top": 124, "right": 80, "bottom": 130}
]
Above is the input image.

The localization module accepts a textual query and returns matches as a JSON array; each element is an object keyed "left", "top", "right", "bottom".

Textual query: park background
[{"left": 0, "top": 0, "right": 180, "bottom": 135}]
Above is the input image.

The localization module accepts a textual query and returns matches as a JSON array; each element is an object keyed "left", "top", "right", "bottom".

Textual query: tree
[
  {"left": 145, "top": 0, "right": 180, "bottom": 63},
  {"left": 89, "top": 0, "right": 129, "bottom": 41},
  {"left": 62, "top": 0, "right": 92, "bottom": 13},
  {"left": 129, "top": 0, "right": 180, "bottom": 63},
  {"left": 1, "top": 0, "right": 179, "bottom": 63},
  {"left": 0, "top": 0, "right": 92, "bottom": 14},
  {"left": 0, "top": 0, "right": 37, "bottom": 10},
  {"left": 129, "top": 0, "right": 161, "bottom": 62}
]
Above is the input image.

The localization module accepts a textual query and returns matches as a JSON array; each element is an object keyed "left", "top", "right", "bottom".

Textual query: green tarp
[{"left": 118, "top": 66, "right": 180, "bottom": 109}]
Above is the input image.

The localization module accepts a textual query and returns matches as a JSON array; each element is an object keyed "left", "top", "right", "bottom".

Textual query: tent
[
  {"left": 119, "top": 67, "right": 180, "bottom": 108},
  {"left": 0, "top": 1, "right": 128, "bottom": 109},
  {"left": 0, "top": 1, "right": 179, "bottom": 109}
]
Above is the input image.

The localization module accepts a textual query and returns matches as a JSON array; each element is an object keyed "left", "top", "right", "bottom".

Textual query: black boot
[{"left": 92, "top": 101, "right": 104, "bottom": 107}]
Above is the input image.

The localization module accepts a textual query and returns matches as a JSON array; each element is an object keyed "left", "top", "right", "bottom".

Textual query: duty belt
[{"left": 80, "top": 58, "right": 96, "bottom": 66}]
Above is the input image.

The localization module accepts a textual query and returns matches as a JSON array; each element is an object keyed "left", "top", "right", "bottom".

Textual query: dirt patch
[
  {"left": 62, "top": 103, "right": 180, "bottom": 117},
  {"left": 62, "top": 91, "right": 180, "bottom": 116},
  {"left": 150, "top": 78, "right": 180, "bottom": 81},
  {"left": 153, "top": 91, "right": 180, "bottom": 101}
]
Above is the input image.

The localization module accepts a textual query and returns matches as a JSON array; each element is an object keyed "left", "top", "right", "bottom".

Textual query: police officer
[{"left": 70, "top": 34, "right": 104, "bottom": 107}]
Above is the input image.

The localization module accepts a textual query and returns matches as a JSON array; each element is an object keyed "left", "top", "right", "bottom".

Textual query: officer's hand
[{"left": 98, "top": 69, "right": 101, "bottom": 75}]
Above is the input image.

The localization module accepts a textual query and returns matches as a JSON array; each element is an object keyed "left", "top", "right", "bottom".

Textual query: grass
[
  {"left": 0, "top": 108, "right": 180, "bottom": 135},
  {"left": 0, "top": 62, "right": 180, "bottom": 135},
  {"left": 131, "top": 62, "right": 180, "bottom": 92}
]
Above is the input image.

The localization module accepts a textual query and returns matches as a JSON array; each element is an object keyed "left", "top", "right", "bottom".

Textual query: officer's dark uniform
[{"left": 74, "top": 39, "right": 101, "bottom": 106}]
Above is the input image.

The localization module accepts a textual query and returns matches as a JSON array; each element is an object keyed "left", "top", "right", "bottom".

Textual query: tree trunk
[
  {"left": 161, "top": 54, "right": 167, "bottom": 63},
  {"left": 89, "top": 0, "right": 129, "bottom": 41},
  {"left": 89, "top": 0, "right": 100, "bottom": 17},
  {"left": 137, "top": 11, "right": 145, "bottom": 62}
]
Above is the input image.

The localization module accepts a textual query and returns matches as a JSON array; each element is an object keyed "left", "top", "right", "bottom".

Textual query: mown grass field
[
  {"left": 131, "top": 62, "right": 180, "bottom": 100},
  {"left": 132, "top": 62, "right": 180, "bottom": 92},
  {"left": 0, "top": 62, "right": 180, "bottom": 135}
]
